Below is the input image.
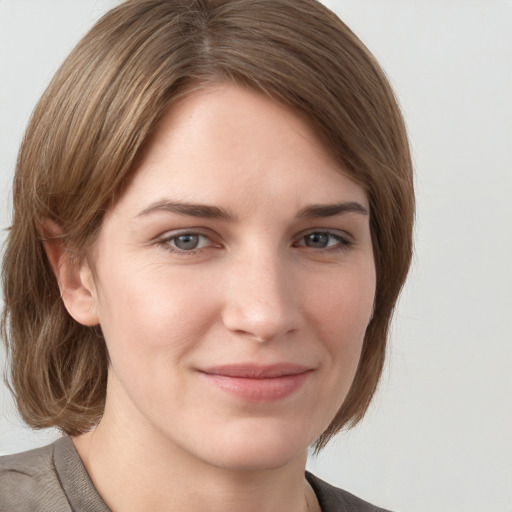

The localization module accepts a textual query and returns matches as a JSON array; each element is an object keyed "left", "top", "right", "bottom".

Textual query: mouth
[{"left": 198, "top": 363, "right": 313, "bottom": 401}]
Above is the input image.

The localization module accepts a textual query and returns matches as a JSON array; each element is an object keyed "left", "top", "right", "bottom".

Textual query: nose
[{"left": 221, "top": 249, "right": 301, "bottom": 342}]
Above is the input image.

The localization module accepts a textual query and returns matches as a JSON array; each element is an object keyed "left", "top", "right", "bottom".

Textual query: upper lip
[{"left": 199, "top": 363, "right": 312, "bottom": 379}]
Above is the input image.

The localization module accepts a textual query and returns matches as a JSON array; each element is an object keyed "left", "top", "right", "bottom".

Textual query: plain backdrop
[{"left": 1, "top": 1, "right": 511, "bottom": 511}]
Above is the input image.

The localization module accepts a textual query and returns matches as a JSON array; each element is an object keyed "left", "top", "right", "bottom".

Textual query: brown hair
[{"left": 1, "top": 0, "right": 414, "bottom": 449}]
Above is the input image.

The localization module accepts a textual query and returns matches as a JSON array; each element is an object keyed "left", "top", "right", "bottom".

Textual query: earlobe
[{"left": 42, "top": 220, "right": 100, "bottom": 327}]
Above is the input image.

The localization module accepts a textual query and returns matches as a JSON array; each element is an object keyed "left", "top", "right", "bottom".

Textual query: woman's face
[{"left": 84, "top": 84, "right": 375, "bottom": 470}]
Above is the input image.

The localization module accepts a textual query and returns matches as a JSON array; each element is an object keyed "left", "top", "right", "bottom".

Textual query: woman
[{"left": 0, "top": 0, "right": 414, "bottom": 511}]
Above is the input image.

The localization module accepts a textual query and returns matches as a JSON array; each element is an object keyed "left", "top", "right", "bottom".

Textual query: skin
[{"left": 52, "top": 84, "right": 376, "bottom": 512}]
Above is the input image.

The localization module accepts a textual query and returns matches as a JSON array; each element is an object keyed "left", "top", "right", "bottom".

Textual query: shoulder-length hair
[{"left": 2, "top": 0, "right": 414, "bottom": 450}]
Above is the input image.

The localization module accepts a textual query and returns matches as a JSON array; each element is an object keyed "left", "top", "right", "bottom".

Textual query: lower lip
[{"left": 201, "top": 372, "right": 312, "bottom": 402}]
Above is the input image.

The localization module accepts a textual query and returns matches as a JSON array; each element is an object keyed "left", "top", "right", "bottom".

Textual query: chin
[
  {"left": 210, "top": 445, "right": 307, "bottom": 473},
  {"left": 191, "top": 419, "right": 314, "bottom": 472}
]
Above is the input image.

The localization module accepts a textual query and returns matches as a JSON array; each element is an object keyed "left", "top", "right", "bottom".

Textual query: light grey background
[{"left": 1, "top": 1, "right": 511, "bottom": 511}]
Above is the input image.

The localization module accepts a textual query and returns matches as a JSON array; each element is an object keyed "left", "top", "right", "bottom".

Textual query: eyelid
[
  {"left": 155, "top": 227, "right": 215, "bottom": 241},
  {"left": 153, "top": 227, "right": 355, "bottom": 256},
  {"left": 293, "top": 228, "right": 354, "bottom": 249},
  {"left": 156, "top": 228, "right": 220, "bottom": 255}
]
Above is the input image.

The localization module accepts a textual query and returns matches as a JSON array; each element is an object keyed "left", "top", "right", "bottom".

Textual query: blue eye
[
  {"left": 304, "top": 233, "right": 330, "bottom": 248},
  {"left": 174, "top": 234, "right": 200, "bottom": 250},
  {"left": 297, "top": 231, "right": 351, "bottom": 250},
  {"left": 164, "top": 233, "right": 211, "bottom": 252}
]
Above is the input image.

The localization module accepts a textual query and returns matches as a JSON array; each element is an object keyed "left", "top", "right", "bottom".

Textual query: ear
[{"left": 42, "top": 220, "right": 100, "bottom": 326}]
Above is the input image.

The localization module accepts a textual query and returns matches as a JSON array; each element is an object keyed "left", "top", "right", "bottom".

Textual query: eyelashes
[
  {"left": 167, "top": 233, "right": 211, "bottom": 252},
  {"left": 157, "top": 229, "right": 353, "bottom": 256},
  {"left": 293, "top": 231, "right": 352, "bottom": 250}
]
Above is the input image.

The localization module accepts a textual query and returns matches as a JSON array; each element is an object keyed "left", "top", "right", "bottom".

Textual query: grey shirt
[{"left": 0, "top": 437, "right": 391, "bottom": 511}]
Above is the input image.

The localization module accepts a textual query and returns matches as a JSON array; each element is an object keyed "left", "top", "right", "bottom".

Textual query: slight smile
[{"left": 198, "top": 364, "right": 314, "bottom": 402}]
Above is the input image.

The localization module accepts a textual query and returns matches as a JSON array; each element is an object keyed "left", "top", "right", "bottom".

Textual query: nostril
[
  {"left": 221, "top": 298, "right": 298, "bottom": 342},
  {"left": 220, "top": 258, "right": 300, "bottom": 341}
]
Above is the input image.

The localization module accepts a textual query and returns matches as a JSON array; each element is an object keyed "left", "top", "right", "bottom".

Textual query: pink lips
[{"left": 198, "top": 363, "right": 312, "bottom": 401}]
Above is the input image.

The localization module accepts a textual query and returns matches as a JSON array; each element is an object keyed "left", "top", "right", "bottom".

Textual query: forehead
[{"left": 114, "top": 84, "right": 368, "bottom": 216}]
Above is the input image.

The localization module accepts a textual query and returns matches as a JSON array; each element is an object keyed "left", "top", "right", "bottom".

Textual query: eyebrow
[
  {"left": 296, "top": 201, "right": 368, "bottom": 219},
  {"left": 136, "top": 200, "right": 368, "bottom": 221},
  {"left": 137, "top": 200, "right": 237, "bottom": 221}
]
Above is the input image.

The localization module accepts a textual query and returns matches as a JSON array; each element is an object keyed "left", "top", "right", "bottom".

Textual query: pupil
[
  {"left": 175, "top": 234, "right": 199, "bottom": 250},
  {"left": 306, "top": 233, "right": 328, "bottom": 248}
]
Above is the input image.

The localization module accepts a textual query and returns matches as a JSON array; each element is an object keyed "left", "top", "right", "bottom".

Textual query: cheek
[
  {"left": 303, "top": 263, "right": 375, "bottom": 389},
  {"left": 94, "top": 265, "right": 222, "bottom": 420},
  {"left": 304, "top": 264, "right": 375, "bottom": 341},
  {"left": 95, "top": 262, "right": 219, "bottom": 369},
  {"left": 293, "top": 265, "right": 375, "bottom": 433}
]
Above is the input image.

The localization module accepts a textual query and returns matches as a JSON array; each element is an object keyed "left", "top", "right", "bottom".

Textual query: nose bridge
[{"left": 221, "top": 243, "right": 298, "bottom": 341}]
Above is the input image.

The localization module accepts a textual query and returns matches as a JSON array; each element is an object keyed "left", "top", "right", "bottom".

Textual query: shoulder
[
  {"left": 0, "top": 437, "right": 72, "bottom": 511},
  {"left": 306, "top": 472, "right": 394, "bottom": 512}
]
